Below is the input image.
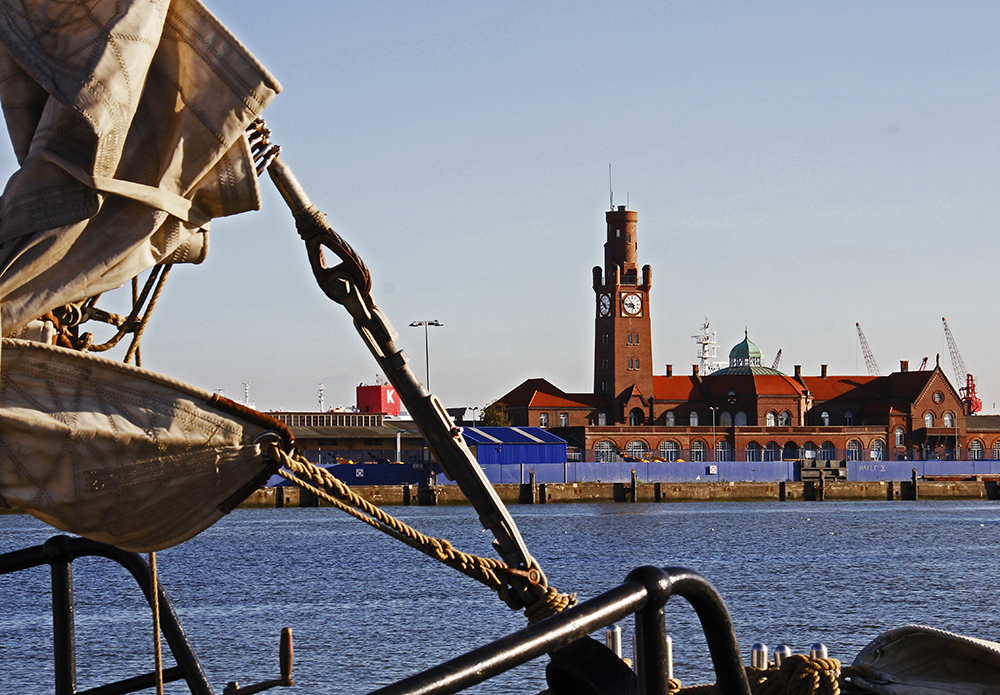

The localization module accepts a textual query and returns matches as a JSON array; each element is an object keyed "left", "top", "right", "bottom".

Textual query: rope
[
  {"left": 272, "top": 448, "right": 576, "bottom": 620},
  {"left": 671, "top": 655, "right": 842, "bottom": 695},
  {"left": 149, "top": 551, "right": 164, "bottom": 695}
]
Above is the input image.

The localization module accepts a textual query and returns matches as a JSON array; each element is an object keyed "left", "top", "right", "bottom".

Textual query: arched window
[
  {"left": 821, "top": 412, "right": 830, "bottom": 426},
  {"left": 629, "top": 408, "right": 645, "bottom": 426},
  {"left": 895, "top": 428, "right": 905, "bottom": 447},
  {"left": 597, "top": 412, "right": 608, "bottom": 426},
  {"left": 970, "top": 440, "right": 984, "bottom": 460},
  {"left": 847, "top": 440, "right": 862, "bottom": 461},
  {"left": 870, "top": 439, "right": 885, "bottom": 461},
  {"left": 943, "top": 412, "right": 954, "bottom": 428},
  {"left": 716, "top": 440, "right": 732, "bottom": 461},
  {"left": 690, "top": 412, "right": 699, "bottom": 427},
  {"left": 994, "top": 440, "right": 1000, "bottom": 460},
  {"left": 719, "top": 411, "right": 733, "bottom": 426},
  {"left": 627, "top": 440, "right": 648, "bottom": 460},
  {"left": 659, "top": 440, "right": 680, "bottom": 462},
  {"left": 820, "top": 441, "right": 836, "bottom": 460},
  {"left": 844, "top": 411, "right": 854, "bottom": 426},
  {"left": 746, "top": 441, "right": 762, "bottom": 462},
  {"left": 691, "top": 440, "right": 706, "bottom": 462},
  {"left": 735, "top": 411, "right": 747, "bottom": 426},
  {"left": 783, "top": 441, "right": 799, "bottom": 460},
  {"left": 766, "top": 411, "right": 777, "bottom": 427},
  {"left": 803, "top": 441, "right": 817, "bottom": 459},
  {"left": 665, "top": 411, "right": 675, "bottom": 426},
  {"left": 924, "top": 412, "right": 934, "bottom": 428},
  {"left": 595, "top": 441, "right": 616, "bottom": 463},
  {"left": 764, "top": 441, "right": 780, "bottom": 461},
  {"left": 779, "top": 411, "right": 791, "bottom": 426}
]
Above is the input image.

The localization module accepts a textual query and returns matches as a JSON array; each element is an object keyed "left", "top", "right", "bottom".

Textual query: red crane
[{"left": 942, "top": 317, "right": 982, "bottom": 414}]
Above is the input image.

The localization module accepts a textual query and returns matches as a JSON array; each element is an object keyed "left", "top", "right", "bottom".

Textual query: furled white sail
[
  {"left": 0, "top": 0, "right": 280, "bottom": 335},
  {"left": 0, "top": 338, "right": 289, "bottom": 551}
]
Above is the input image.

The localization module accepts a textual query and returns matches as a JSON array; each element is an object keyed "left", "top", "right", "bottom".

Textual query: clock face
[
  {"left": 599, "top": 294, "right": 611, "bottom": 316},
  {"left": 622, "top": 293, "right": 642, "bottom": 315}
]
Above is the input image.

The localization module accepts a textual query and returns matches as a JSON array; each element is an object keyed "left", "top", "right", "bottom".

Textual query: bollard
[
  {"left": 631, "top": 468, "right": 638, "bottom": 502},
  {"left": 606, "top": 624, "right": 622, "bottom": 658},
  {"left": 751, "top": 643, "right": 768, "bottom": 669},
  {"left": 810, "top": 643, "right": 828, "bottom": 659},
  {"left": 773, "top": 645, "right": 791, "bottom": 667}
]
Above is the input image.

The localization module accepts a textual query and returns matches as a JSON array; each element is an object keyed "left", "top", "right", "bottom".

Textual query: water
[{"left": 2, "top": 500, "right": 999, "bottom": 694}]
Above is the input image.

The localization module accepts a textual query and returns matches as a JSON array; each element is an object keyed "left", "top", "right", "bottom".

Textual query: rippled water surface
[{"left": 2, "top": 500, "right": 999, "bottom": 693}]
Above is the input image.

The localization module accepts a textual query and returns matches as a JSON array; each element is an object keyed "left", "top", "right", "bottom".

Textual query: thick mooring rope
[
  {"left": 671, "top": 655, "right": 844, "bottom": 695},
  {"left": 272, "top": 449, "right": 576, "bottom": 621}
]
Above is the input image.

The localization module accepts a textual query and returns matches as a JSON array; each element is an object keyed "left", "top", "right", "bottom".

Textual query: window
[
  {"left": 665, "top": 411, "right": 675, "bottom": 426},
  {"left": 821, "top": 412, "right": 830, "bottom": 426},
  {"left": 601, "top": 359, "right": 608, "bottom": 371},
  {"left": 659, "top": 440, "right": 680, "bottom": 462},
  {"left": 633, "top": 334, "right": 639, "bottom": 344},
  {"left": 597, "top": 412, "right": 607, "bottom": 426},
  {"left": 635, "top": 358, "right": 640, "bottom": 369},
  {"left": 627, "top": 334, "right": 633, "bottom": 345},
  {"left": 764, "top": 441, "right": 780, "bottom": 462},
  {"left": 766, "top": 411, "right": 777, "bottom": 427},
  {"left": 870, "top": 439, "right": 885, "bottom": 461},
  {"left": 629, "top": 408, "right": 645, "bottom": 426},
  {"left": 970, "top": 440, "right": 984, "bottom": 460},
  {"left": 844, "top": 411, "right": 853, "bottom": 426},
  {"left": 847, "top": 440, "right": 862, "bottom": 461},
  {"left": 719, "top": 411, "right": 732, "bottom": 426},
  {"left": 735, "top": 411, "right": 747, "bottom": 426},
  {"left": 943, "top": 412, "right": 954, "bottom": 428},
  {"left": 690, "top": 412, "right": 699, "bottom": 426},
  {"left": 716, "top": 440, "right": 732, "bottom": 461},
  {"left": 994, "top": 440, "right": 1000, "bottom": 460},
  {"left": 539, "top": 413, "right": 549, "bottom": 427},
  {"left": 628, "top": 359, "right": 633, "bottom": 370},
  {"left": 820, "top": 441, "right": 836, "bottom": 460},
  {"left": 924, "top": 412, "right": 934, "bottom": 428},
  {"left": 802, "top": 441, "right": 817, "bottom": 459},
  {"left": 559, "top": 412, "right": 568, "bottom": 427},
  {"left": 602, "top": 334, "right": 609, "bottom": 345},
  {"left": 895, "top": 428, "right": 905, "bottom": 447},
  {"left": 691, "top": 440, "right": 706, "bottom": 462},
  {"left": 627, "top": 440, "right": 647, "bottom": 460},
  {"left": 779, "top": 411, "right": 791, "bottom": 426},
  {"left": 595, "top": 441, "right": 615, "bottom": 462},
  {"left": 745, "top": 442, "right": 762, "bottom": 461},
  {"left": 601, "top": 381, "right": 607, "bottom": 393}
]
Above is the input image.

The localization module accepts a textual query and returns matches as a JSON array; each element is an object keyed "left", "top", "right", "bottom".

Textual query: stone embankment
[{"left": 240, "top": 478, "right": 1000, "bottom": 507}]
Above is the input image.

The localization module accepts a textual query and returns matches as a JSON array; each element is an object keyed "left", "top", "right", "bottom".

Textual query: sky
[{"left": 4, "top": 1, "right": 998, "bottom": 413}]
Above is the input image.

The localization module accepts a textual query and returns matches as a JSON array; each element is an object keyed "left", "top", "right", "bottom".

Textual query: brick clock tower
[{"left": 593, "top": 206, "right": 654, "bottom": 424}]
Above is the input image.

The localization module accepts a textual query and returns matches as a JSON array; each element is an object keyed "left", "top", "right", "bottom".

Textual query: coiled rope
[
  {"left": 670, "top": 654, "right": 848, "bottom": 695},
  {"left": 270, "top": 447, "right": 576, "bottom": 622}
]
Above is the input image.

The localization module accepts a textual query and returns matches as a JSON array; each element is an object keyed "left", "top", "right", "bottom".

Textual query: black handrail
[
  {"left": 367, "top": 565, "right": 751, "bottom": 695},
  {"left": 0, "top": 535, "right": 214, "bottom": 695}
]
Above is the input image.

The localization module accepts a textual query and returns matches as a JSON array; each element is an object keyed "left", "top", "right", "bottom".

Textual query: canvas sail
[{"left": 0, "top": 0, "right": 280, "bottom": 335}]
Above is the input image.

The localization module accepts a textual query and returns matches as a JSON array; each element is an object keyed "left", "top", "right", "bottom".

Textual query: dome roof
[{"left": 728, "top": 330, "right": 762, "bottom": 364}]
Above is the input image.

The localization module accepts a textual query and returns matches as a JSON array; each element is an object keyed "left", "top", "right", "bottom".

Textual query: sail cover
[
  {"left": 0, "top": 338, "right": 290, "bottom": 551},
  {"left": 0, "top": 0, "right": 280, "bottom": 335}
]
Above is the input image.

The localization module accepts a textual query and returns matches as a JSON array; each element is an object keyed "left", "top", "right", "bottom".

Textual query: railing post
[
  {"left": 50, "top": 551, "right": 77, "bottom": 695},
  {"left": 627, "top": 567, "right": 671, "bottom": 695}
]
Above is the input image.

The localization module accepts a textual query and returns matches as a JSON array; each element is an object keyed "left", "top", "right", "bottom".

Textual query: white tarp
[
  {"left": 0, "top": 0, "right": 280, "bottom": 336},
  {"left": 0, "top": 338, "right": 287, "bottom": 551}
]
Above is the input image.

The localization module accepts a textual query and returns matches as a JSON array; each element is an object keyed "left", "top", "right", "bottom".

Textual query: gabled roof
[
  {"left": 496, "top": 378, "right": 606, "bottom": 409},
  {"left": 801, "top": 375, "right": 880, "bottom": 401}
]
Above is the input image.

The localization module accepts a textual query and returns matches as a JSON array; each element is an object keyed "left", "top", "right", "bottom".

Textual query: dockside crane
[
  {"left": 942, "top": 317, "right": 983, "bottom": 414},
  {"left": 771, "top": 349, "right": 782, "bottom": 371},
  {"left": 856, "top": 322, "right": 881, "bottom": 376}
]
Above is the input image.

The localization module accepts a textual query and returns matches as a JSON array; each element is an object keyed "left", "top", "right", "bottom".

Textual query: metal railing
[{"left": 367, "top": 565, "right": 751, "bottom": 695}]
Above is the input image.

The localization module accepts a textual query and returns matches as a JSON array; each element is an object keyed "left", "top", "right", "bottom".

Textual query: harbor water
[{"left": 2, "top": 500, "right": 999, "bottom": 693}]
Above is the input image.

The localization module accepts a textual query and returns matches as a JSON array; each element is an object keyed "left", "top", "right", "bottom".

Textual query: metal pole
[
  {"left": 409, "top": 320, "right": 443, "bottom": 390},
  {"left": 710, "top": 407, "right": 717, "bottom": 462}
]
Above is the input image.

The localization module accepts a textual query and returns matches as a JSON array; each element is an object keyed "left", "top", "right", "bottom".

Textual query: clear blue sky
[{"left": 7, "top": 1, "right": 998, "bottom": 413}]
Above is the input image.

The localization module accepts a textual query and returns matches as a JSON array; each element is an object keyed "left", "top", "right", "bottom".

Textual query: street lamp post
[
  {"left": 709, "top": 406, "right": 717, "bottom": 462},
  {"left": 409, "top": 320, "right": 444, "bottom": 390}
]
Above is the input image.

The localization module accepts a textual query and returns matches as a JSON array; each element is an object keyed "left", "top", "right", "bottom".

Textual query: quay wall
[{"left": 241, "top": 479, "right": 999, "bottom": 507}]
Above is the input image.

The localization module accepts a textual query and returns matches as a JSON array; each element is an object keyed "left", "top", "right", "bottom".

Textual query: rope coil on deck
[
  {"left": 670, "top": 655, "right": 842, "bottom": 695},
  {"left": 271, "top": 448, "right": 576, "bottom": 621}
]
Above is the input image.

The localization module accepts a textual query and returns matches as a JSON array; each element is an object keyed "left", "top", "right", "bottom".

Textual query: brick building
[{"left": 498, "top": 206, "right": 999, "bottom": 463}]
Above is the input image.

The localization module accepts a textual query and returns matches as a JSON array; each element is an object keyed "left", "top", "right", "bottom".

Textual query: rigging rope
[
  {"left": 670, "top": 655, "right": 848, "bottom": 695},
  {"left": 271, "top": 448, "right": 576, "bottom": 622}
]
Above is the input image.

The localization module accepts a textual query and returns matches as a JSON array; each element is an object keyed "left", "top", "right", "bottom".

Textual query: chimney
[
  {"left": 692, "top": 364, "right": 699, "bottom": 376},
  {"left": 821, "top": 364, "right": 828, "bottom": 379},
  {"left": 794, "top": 365, "right": 801, "bottom": 378},
  {"left": 900, "top": 360, "right": 908, "bottom": 372},
  {"left": 666, "top": 364, "right": 673, "bottom": 377}
]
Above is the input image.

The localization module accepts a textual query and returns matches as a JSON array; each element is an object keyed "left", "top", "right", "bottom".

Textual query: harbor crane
[
  {"left": 855, "top": 323, "right": 881, "bottom": 376},
  {"left": 771, "top": 349, "right": 782, "bottom": 371},
  {"left": 917, "top": 357, "right": 928, "bottom": 371},
  {"left": 942, "top": 317, "right": 983, "bottom": 414}
]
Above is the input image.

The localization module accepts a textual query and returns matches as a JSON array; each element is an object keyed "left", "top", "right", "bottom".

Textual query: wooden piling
[
  {"left": 402, "top": 484, "right": 411, "bottom": 506},
  {"left": 654, "top": 482, "right": 662, "bottom": 502},
  {"left": 911, "top": 468, "right": 919, "bottom": 500},
  {"left": 886, "top": 480, "right": 894, "bottom": 500},
  {"left": 779, "top": 481, "right": 786, "bottom": 501},
  {"left": 630, "top": 469, "right": 638, "bottom": 503}
]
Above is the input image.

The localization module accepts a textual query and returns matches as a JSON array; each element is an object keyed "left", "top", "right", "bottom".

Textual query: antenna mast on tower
[
  {"left": 318, "top": 383, "right": 326, "bottom": 412},
  {"left": 692, "top": 318, "right": 726, "bottom": 374}
]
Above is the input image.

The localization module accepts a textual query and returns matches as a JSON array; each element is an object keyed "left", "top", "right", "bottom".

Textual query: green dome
[{"left": 728, "top": 330, "right": 762, "bottom": 368}]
